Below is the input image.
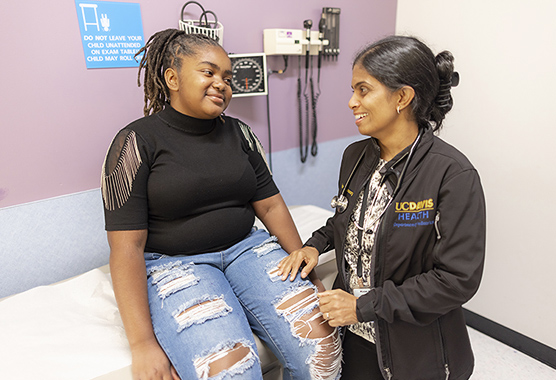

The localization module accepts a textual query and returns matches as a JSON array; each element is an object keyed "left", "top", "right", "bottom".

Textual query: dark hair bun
[{"left": 430, "top": 51, "right": 456, "bottom": 129}]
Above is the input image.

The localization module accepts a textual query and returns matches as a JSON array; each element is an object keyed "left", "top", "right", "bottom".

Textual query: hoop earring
[{"left": 396, "top": 106, "right": 400, "bottom": 114}]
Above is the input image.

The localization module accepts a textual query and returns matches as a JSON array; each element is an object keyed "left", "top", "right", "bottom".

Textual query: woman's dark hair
[
  {"left": 353, "top": 35, "right": 457, "bottom": 132},
  {"left": 134, "top": 29, "right": 223, "bottom": 116}
]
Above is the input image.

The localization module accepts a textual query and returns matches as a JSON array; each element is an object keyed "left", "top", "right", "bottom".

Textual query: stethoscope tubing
[{"left": 332, "top": 129, "right": 424, "bottom": 285}]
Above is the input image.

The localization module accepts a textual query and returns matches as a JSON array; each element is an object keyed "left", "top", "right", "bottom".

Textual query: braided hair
[
  {"left": 353, "top": 36, "right": 458, "bottom": 132},
  {"left": 134, "top": 29, "right": 223, "bottom": 116}
]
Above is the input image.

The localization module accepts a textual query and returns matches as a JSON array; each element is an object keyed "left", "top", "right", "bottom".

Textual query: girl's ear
[{"left": 164, "top": 67, "right": 179, "bottom": 92}]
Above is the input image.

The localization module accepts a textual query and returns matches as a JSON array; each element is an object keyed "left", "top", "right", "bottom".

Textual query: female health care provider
[{"left": 278, "top": 35, "right": 486, "bottom": 380}]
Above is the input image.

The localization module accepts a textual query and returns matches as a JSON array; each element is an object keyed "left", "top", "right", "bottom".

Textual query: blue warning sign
[{"left": 75, "top": 0, "right": 145, "bottom": 69}]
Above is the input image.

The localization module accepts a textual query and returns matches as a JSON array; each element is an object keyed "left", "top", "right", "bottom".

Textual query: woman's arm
[{"left": 108, "top": 230, "right": 180, "bottom": 380}]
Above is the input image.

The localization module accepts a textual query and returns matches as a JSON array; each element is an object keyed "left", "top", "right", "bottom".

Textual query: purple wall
[{"left": 0, "top": 0, "right": 397, "bottom": 208}]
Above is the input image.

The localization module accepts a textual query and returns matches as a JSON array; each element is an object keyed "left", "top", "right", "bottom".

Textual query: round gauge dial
[{"left": 229, "top": 54, "right": 267, "bottom": 96}]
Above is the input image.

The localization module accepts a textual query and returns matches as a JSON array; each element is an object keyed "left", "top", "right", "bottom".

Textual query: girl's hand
[{"left": 131, "top": 339, "right": 181, "bottom": 380}]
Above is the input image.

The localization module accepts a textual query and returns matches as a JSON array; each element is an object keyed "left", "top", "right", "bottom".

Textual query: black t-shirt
[{"left": 101, "top": 105, "right": 278, "bottom": 255}]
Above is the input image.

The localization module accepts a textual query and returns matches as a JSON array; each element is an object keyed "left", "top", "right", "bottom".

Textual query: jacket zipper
[
  {"left": 434, "top": 211, "right": 441, "bottom": 240},
  {"left": 375, "top": 155, "right": 413, "bottom": 380},
  {"left": 385, "top": 367, "right": 393, "bottom": 379},
  {"left": 437, "top": 319, "right": 450, "bottom": 379},
  {"left": 375, "top": 206, "right": 394, "bottom": 379},
  {"left": 435, "top": 211, "right": 449, "bottom": 379}
]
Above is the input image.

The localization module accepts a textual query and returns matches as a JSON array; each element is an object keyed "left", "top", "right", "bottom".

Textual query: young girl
[
  {"left": 101, "top": 29, "right": 341, "bottom": 380},
  {"left": 279, "top": 36, "right": 486, "bottom": 379}
]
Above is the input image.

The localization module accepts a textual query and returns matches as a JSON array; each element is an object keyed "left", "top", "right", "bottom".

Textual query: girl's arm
[
  {"left": 251, "top": 193, "right": 302, "bottom": 253},
  {"left": 108, "top": 230, "right": 180, "bottom": 380}
]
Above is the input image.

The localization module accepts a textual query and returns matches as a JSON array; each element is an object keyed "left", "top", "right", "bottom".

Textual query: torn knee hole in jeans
[
  {"left": 275, "top": 286, "right": 343, "bottom": 380},
  {"left": 194, "top": 340, "right": 257, "bottom": 379},
  {"left": 173, "top": 295, "right": 232, "bottom": 332},
  {"left": 147, "top": 261, "right": 199, "bottom": 300}
]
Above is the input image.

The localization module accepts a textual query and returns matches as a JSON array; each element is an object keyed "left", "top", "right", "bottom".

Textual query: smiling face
[
  {"left": 348, "top": 64, "right": 399, "bottom": 139},
  {"left": 165, "top": 46, "right": 233, "bottom": 119}
]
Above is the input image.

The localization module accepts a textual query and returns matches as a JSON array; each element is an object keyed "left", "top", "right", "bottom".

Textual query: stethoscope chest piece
[
  {"left": 330, "top": 150, "right": 366, "bottom": 214},
  {"left": 330, "top": 194, "right": 348, "bottom": 213}
]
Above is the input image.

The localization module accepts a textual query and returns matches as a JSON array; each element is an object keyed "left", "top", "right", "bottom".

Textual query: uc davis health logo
[{"left": 393, "top": 198, "right": 435, "bottom": 227}]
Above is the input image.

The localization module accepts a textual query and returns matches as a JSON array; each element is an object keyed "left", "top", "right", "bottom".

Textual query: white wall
[{"left": 396, "top": 0, "right": 556, "bottom": 348}]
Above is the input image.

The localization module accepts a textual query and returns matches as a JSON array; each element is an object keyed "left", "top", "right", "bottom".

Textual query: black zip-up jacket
[{"left": 306, "top": 128, "right": 486, "bottom": 379}]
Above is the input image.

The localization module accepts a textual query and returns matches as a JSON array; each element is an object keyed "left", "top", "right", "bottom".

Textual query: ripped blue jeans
[{"left": 145, "top": 228, "right": 342, "bottom": 380}]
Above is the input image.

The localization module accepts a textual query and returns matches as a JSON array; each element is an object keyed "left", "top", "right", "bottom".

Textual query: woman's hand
[
  {"left": 277, "top": 246, "right": 319, "bottom": 282},
  {"left": 317, "top": 289, "right": 358, "bottom": 327},
  {"left": 131, "top": 338, "right": 180, "bottom": 380}
]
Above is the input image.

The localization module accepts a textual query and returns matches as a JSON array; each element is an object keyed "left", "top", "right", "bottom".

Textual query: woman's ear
[
  {"left": 396, "top": 86, "right": 415, "bottom": 113},
  {"left": 164, "top": 67, "right": 179, "bottom": 92}
]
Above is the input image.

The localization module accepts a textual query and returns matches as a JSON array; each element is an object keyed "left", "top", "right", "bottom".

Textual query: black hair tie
[{"left": 451, "top": 72, "right": 460, "bottom": 87}]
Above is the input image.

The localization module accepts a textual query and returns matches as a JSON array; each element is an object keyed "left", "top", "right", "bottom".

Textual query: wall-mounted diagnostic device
[
  {"left": 262, "top": 7, "right": 340, "bottom": 58},
  {"left": 228, "top": 53, "right": 268, "bottom": 97},
  {"left": 262, "top": 8, "right": 341, "bottom": 163},
  {"left": 321, "top": 7, "right": 340, "bottom": 59},
  {"left": 263, "top": 28, "right": 329, "bottom": 56}
]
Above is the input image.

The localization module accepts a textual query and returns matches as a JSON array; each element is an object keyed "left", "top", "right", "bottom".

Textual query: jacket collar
[{"left": 359, "top": 127, "right": 435, "bottom": 193}]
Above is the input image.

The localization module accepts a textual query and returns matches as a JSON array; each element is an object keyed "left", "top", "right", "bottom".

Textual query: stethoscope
[
  {"left": 332, "top": 129, "right": 424, "bottom": 286},
  {"left": 330, "top": 128, "right": 424, "bottom": 215}
]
